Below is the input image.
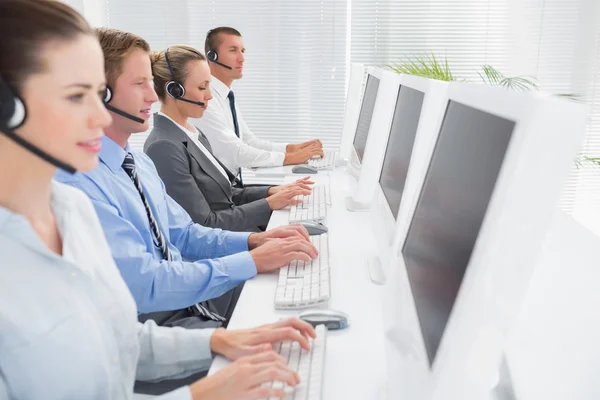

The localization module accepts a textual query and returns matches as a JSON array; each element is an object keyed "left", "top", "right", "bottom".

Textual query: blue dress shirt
[
  {"left": 55, "top": 136, "right": 257, "bottom": 314},
  {"left": 0, "top": 182, "right": 211, "bottom": 399}
]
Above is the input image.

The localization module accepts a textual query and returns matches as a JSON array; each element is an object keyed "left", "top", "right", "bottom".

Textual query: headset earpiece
[
  {"left": 0, "top": 75, "right": 27, "bottom": 129},
  {"left": 206, "top": 50, "right": 218, "bottom": 63},
  {"left": 166, "top": 81, "right": 185, "bottom": 99},
  {"left": 164, "top": 48, "right": 186, "bottom": 100},
  {"left": 103, "top": 86, "right": 112, "bottom": 104}
]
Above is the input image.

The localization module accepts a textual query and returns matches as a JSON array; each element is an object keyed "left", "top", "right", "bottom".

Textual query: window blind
[
  {"left": 350, "top": 0, "right": 600, "bottom": 233},
  {"left": 97, "top": 0, "right": 348, "bottom": 154}
]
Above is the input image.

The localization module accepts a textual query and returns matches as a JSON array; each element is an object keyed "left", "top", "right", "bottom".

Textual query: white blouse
[{"left": 0, "top": 181, "right": 214, "bottom": 399}]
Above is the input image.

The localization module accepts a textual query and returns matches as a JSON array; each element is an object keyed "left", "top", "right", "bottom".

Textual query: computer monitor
[
  {"left": 345, "top": 68, "right": 400, "bottom": 211},
  {"left": 339, "top": 63, "right": 367, "bottom": 160},
  {"left": 368, "top": 76, "right": 449, "bottom": 284},
  {"left": 381, "top": 82, "right": 588, "bottom": 400},
  {"left": 347, "top": 68, "right": 381, "bottom": 178}
]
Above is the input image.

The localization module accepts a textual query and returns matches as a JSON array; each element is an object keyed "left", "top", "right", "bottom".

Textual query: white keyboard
[
  {"left": 294, "top": 184, "right": 330, "bottom": 208},
  {"left": 307, "top": 151, "right": 337, "bottom": 170},
  {"left": 289, "top": 185, "right": 329, "bottom": 223},
  {"left": 260, "top": 324, "right": 327, "bottom": 400},
  {"left": 275, "top": 234, "right": 330, "bottom": 309}
]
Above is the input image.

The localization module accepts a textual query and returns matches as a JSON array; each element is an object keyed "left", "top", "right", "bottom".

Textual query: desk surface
[{"left": 209, "top": 169, "right": 386, "bottom": 399}]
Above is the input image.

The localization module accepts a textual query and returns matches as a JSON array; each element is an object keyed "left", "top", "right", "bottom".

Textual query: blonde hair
[
  {"left": 94, "top": 27, "right": 150, "bottom": 87},
  {"left": 150, "top": 45, "right": 206, "bottom": 101}
]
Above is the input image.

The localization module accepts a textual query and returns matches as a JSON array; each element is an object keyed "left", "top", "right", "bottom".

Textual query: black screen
[
  {"left": 402, "top": 100, "right": 515, "bottom": 365},
  {"left": 378, "top": 85, "right": 425, "bottom": 220},
  {"left": 352, "top": 74, "right": 380, "bottom": 162}
]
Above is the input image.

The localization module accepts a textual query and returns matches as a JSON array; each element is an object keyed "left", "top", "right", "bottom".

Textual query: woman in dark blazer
[{"left": 145, "top": 45, "right": 312, "bottom": 232}]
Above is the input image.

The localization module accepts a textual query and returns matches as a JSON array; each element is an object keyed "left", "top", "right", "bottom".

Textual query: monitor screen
[
  {"left": 378, "top": 85, "right": 425, "bottom": 220},
  {"left": 402, "top": 100, "right": 515, "bottom": 365},
  {"left": 352, "top": 74, "right": 380, "bottom": 162}
]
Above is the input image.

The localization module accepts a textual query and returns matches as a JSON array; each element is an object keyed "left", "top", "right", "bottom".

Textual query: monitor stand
[
  {"left": 368, "top": 256, "right": 386, "bottom": 285},
  {"left": 345, "top": 196, "right": 370, "bottom": 211},
  {"left": 492, "top": 355, "right": 517, "bottom": 400}
]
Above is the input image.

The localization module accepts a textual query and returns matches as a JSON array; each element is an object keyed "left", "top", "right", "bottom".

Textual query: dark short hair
[
  {"left": 205, "top": 27, "right": 242, "bottom": 54},
  {"left": 0, "top": 0, "right": 92, "bottom": 94}
]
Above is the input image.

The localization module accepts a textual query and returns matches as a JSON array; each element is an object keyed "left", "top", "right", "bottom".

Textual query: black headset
[
  {"left": 164, "top": 47, "right": 205, "bottom": 107},
  {"left": 0, "top": 74, "right": 76, "bottom": 173},
  {"left": 206, "top": 49, "right": 233, "bottom": 70},
  {"left": 0, "top": 74, "right": 26, "bottom": 130},
  {"left": 205, "top": 29, "right": 234, "bottom": 70},
  {"left": 102, "top": 85, "right": 145, "bottom": 124}
]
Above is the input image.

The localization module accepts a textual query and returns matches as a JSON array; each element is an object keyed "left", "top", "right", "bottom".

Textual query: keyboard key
[
  {"left": 262, "top": 325, "right": 327, "bottom": 400},
  {"left": 275, "top": 234, "right": 330, "bottom": 310}
]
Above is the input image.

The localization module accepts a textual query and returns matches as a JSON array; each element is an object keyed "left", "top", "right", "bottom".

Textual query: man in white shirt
[{"left": 192, "top": 27, "right": 324, "bottom": 175}]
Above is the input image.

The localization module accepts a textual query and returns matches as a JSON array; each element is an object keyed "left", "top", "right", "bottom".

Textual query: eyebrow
[{"left": 64, "top": 83, "right": 93, "bottom": 89}]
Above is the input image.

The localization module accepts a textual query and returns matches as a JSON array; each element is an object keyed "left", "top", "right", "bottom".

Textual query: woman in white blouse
[
  {"left": 145, "top": 45, "right": 314, "bottom": 232},
  {"left": 0, "top": 1, "right": 314, "bottom": 399}
]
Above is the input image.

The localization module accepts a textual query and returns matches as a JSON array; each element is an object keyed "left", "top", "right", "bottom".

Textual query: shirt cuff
[
  {"left": 222, "top": 250, "right": 257, "bottom": 282},
  {"left": 225, "top": 231, "right": 252, "bottom": 253},
  {"left": 272, "top": 142, "right": 289, "bottom": 153},
  {"left": 273, "top": 151, "right": 286, "bottom": 166}
]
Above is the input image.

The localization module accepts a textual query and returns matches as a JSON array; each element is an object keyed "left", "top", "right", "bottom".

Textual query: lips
[
  {"left": 78, "top": 138, "right": 102, "bottom": 153},
  {"left": 139, "top": 109, "right": 151, "bottom": 119}
]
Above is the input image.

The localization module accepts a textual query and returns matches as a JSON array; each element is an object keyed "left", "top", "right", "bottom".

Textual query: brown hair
[
  {"left": 205, "top": 27, "right": 242, "bottom": 54},
  {"left": 150, "top": 45, "right": 206, "bottom": 101},
  {"left": 94, "top": 27, "right": 150, "bottom": 87},
  {"left": 0, "top": 0, "right": 92, "bottom": 93}
]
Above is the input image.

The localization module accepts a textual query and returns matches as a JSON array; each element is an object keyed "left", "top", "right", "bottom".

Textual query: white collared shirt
[
  {"left": 0, "top": 181, "right": 213, "bottom": 399},
  {"left": 158, "top": 111, "right": 230, "bottom": 181},
  {"left": 191, "top": 76, "right": 288, "bottom": 174}
]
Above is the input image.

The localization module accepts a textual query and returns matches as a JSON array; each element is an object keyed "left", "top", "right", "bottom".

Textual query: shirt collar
[
  {"left": 0, "top": 181, "right": 74, "bottom": 242},
  {"left": 211, "top": 75, "right": 232, "bottom": 99},
  {"left": 99, "top": 135, "right": 131, "bottom": 174}
]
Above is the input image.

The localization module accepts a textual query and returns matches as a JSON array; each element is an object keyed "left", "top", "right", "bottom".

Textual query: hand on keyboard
[
  {"left": 287, "top": 139, "right": 323, "bottom": 153},
  {"left": 249, "top": 225, "right": 310, "bottom": 249},
  {"left": 266, "top": 186, "right": 312, "bottom": 210},
  {"left": 284, "top": 145, "right": 324, "bottom": 165},
  {"left": 210, "top": 317, "right": 317, "bottom": 360},
  {"left": 300, "top": 139, "right": 323, "bottom": 149},
  {"left": 268, "top": 177, "right": 315, "bottom": 196},
  {"left": 250, "top": 236, "right": 318, "bottom": 273},
  {"left": 189, "top": 351, "right": 299, "bottom": 400}
]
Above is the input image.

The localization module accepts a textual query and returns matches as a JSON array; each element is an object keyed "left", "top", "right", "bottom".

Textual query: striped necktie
[{"left": 122, "top": 153, "right": 225, "bottom": 322}]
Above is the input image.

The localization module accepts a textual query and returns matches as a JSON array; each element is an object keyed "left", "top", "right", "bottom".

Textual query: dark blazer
[{"left": 144, "top": 113, "right": 272, "bottom": 232}]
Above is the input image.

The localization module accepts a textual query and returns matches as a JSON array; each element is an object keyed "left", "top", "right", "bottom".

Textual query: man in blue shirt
[{"left": 56, "top": 28, "right": 317, "bottom": 334}]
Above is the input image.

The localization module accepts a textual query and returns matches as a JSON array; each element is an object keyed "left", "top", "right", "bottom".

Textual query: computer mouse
[
  {"left": 292, "top": 165, "right": 318, "bottom": 174},
  {"left": 299, "top": 221, "right": 328, "bottom": 236},
  {"left": 299, "top": 309, "right": 349, "bottom": 330}
]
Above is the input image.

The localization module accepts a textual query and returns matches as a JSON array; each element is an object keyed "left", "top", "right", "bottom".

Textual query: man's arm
[
  {"left": 193, "top": 104, "right": 285, "bottom": 171},
  {"left": 237, "top": 109, "right": 288, "bottom": 153},
  {"left": 85, "top": 196, "right": 256, "bottom": 313}
]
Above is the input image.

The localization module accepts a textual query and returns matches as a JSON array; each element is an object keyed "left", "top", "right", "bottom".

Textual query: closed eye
[{"left": 68, "top": 93, "right": 85, "bottom": 103}]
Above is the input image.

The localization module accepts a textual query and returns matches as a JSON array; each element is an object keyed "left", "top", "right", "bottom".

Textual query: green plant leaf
[{"left": 387, "top": 53, "right": 455, "bottom": 82}]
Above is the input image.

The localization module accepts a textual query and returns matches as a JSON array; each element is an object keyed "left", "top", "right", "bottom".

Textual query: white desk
[
  {"left": 249, "top": 165, "right": 299, "bottom": 176},
  {"left": 209, "top": 169, "right": 387, "bottom": 399}
]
